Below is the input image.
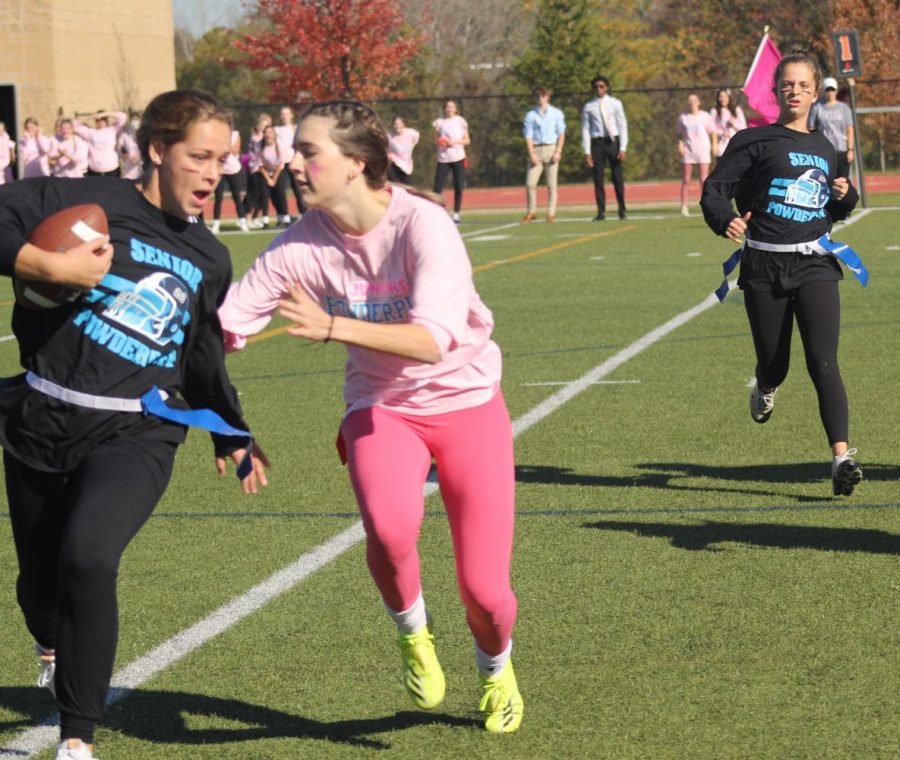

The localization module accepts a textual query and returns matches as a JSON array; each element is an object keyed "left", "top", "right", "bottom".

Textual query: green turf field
[{"left": 1, "top": 203, "right": 898, "bottom": 758}]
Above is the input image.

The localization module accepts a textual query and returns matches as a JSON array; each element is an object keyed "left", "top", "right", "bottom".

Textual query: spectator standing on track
[
  {"left": 432, "top": 100, "right": 470, "bottom": 223},
  {"left": 677, "top": 92, "right": 715, "bottom": 216},
  {"left": 522, "top": 86, "right": 566, "bottom": 223},
  {"left": 212, "top": 127, "right": 251, "bottom": 233},
  {"left": 0, "top": 88, "right": 268, "bottom": 760},
  {"left": 809, "top": 77, "right": 855, "bottom": 180},
  {"left": 581, "top": 75, "right": 628, "bottom": 221},
  {"left": 387, "top": 115, "right": 420, "bottom": 184},
  {"left": 256, "top": 125, "right": 290, "bottom": 229},
  {"left": 275, "top": 106, "right": 304, "bottom": 224},
  {"left": 19, "top": 118, "right": 51, "bottom": 178},
  {"left": 700, "top": 48, "right": 865, "bottom": 498},
  {"left": 0, "top": 122, "right": 15, "bottom": 184},
  {"left": 244, "top": 113, "right": 272, "bottom": 228},
  {"left": 48, "top": 119, "right": 88, "bottom": 179},
  {"left": 220, "top": 100, "right": 524, "bottom": 734},
  {"left": 73, "top": 110, "right": 127, "bottom": 177},
  {"left": 710, "top": 87, "right": 747, "bottom": 162}
]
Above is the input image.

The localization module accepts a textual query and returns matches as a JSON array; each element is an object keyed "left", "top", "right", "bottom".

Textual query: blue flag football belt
[
  {"left": 715, "top": 234, "right": 870, "bottom": 302},
  {"left": 22, "top": 371, "right": 254, "bottom": 480}
]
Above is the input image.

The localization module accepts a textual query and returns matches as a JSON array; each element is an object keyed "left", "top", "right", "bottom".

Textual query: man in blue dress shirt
[{"left": 522, "top": 86, "right": 567, "bottom": 223}]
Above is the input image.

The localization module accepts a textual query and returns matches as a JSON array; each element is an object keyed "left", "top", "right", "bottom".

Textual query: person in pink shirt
[
  {"left": 387, "top": 115, "right": 420, "bottom": 184},
  {"left": 255, "top": 125, "right": 290, "bottom": 228},
  {"left": 275, "top": 106, "right": 304, "bottom": 223},
  {"left": 74, "top": 110, "right": 127, "bottom": 176},
  {"left": 219, "top": 100, "right": 524, "bottom": 734},
  {"left": 211, "top": 129, "right": 250, "bottom": 233},
  {"left": 19, "top": 118, "right": 52, "bottom": 178},
  {"left": 48, "top": 119, "right": 89, "bottom": 178},
  {"left": 676, "top": 92, "right": 715, "bottom": 216},
  {"left": 0, "top": 122, "right": 15, "bottom": 184},
  {"left": 710, "top": 87, "right": 747, "bottom": 161},
  {"left": 116, "top": 113, "right": 142, "bottom": 181},
  {"left": 432, "top": 100, "right": 470, "bottom": 223},
  {"left": 244, "top": 113, "right": 272, "bottom": 228}
]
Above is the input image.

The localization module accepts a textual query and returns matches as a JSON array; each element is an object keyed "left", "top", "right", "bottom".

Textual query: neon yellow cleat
[
  {"left": 479, "top": 660, "right": 524, "bottom": 733},
  {"left": 397, "top": 625, "right": 445, "bottom": 709}
]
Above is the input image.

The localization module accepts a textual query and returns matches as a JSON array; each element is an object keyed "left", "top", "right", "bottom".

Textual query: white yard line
[
  {"left": 460, "top": 221, "right": 520, "bottom": 239},
  {"left": 0, "top": 207, "right": 884, "bottom": 757}
]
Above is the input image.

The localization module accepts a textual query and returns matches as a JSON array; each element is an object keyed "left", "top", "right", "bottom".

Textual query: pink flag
[{"left": 742, "top": 33, "right": 782, "bottom": 127}]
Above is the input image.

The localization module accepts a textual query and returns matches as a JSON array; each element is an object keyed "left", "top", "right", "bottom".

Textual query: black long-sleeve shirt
[
  {"left": 700, "top": 124, "right": 858, "bottom": 243},
  {"left": 0, "top": 176, "right": 249, "bottom": 472}
]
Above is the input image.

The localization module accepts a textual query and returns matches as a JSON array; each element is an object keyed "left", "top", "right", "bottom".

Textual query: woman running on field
[
  {"left": 0, "top": 89, "right": 268, "bottom": 760},
  {"left": 700, "top": 48, "right": 865, "bottom": 496},
  {"left": 219, "top": 100, "right": 523, "bottom": 733}
]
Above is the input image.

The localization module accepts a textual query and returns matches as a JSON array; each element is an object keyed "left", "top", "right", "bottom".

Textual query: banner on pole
[{"left": 742, "top": 32, "right": 782, "bottom": 127}]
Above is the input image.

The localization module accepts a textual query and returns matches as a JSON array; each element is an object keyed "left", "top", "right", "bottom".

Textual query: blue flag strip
[
  {"left": 715, "top": 235, "right": 869, "bottom": 302},
  {"left": 715, "top": 248, "right": 743, "bottom": 302},
  {"left": 140, "top": 387, "right": 254, "bottom": 480}
]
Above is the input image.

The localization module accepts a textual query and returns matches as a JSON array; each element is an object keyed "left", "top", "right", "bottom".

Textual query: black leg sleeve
[
  {"left": 794, "top": 280, "right": 849, "bottom": 444},
  {"left": 743, "top": 288, "right": 795, "bottom": 390}
]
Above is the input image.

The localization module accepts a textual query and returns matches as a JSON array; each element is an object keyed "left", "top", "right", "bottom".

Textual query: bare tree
[{"left": 401, "top": 0, "right": 534, "bottom": 94}]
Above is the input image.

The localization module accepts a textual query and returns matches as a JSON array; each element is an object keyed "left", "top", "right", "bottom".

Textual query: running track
[{"left": 216, "top": 174, "right": 900, "bottom": 217}]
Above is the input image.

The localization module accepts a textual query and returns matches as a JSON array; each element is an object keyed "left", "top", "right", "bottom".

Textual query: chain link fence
[{"left": 228, "top": 78, "right": 898, "bottom": 190}]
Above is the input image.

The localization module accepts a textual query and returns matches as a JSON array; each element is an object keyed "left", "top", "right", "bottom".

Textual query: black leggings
[
  {"left": 258, "top": 170, "right": 289, "bottom": 218},
  {"left": 213, "top": 172, "right": 246, "bottom": 220},
  {"left": 744, "top": 279, "right": 849, "bottom": 445},
  {"left": 433, "top": 160, "right": 465, "bottom": 213},
  {"left": 5, "top": 436, "right": 176, "bottom": 744}
]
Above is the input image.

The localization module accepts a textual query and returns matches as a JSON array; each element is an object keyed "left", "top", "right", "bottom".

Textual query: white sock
[
  {"left": 476, "top": 639, "right": 511, "bottom": 678},
  {"left": 385, "top": 592, "right": 428, "bottom": 634}
]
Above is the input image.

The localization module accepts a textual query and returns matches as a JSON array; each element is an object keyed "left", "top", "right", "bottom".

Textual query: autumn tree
[{"left": 234, "top": 0, "right": 427, "bottom": 101}]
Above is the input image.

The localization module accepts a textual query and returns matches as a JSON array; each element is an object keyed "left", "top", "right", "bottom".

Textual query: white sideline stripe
[
  {"left": 0, "top": 335, "right": 15, "bottom": 343},
  {"left": 2, "top": 207, "right": 884, "bottom": 757},
  {"left": 460, "top": 222, "right": 519, "bottom": 239}
]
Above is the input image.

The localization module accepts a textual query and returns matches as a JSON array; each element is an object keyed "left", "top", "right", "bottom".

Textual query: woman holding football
[
  {"left": 700, "top": 48, "right": 864, "bottom": 496},
  {"left": 0, "top": 89, "right": 268, "bottom": 760},
  {"left": 219, "top": 100, "right": 523, "bottom": 734}
]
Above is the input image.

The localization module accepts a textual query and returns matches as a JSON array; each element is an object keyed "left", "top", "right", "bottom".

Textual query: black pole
[{"left": 846, "top": 78, "right": 868, "bottom": 208}]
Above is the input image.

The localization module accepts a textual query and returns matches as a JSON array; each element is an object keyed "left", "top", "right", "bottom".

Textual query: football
[{"left": 14, "top": 204, "right": 109, "bottom": 310}]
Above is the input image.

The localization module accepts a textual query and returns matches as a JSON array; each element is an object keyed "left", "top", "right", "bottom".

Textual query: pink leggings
[{"left": 341, "top": 391, "right": 517, "bottom": 655}]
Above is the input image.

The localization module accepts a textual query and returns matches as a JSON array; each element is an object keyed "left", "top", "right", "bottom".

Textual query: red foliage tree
[{"left": 234, "top": 0, "right": 427, "bottom": 102}]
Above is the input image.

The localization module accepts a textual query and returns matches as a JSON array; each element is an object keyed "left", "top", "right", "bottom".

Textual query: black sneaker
[
  {"left": 592, "top": 213, "right": 605, "bottom": 222},
  {"left": 832, "top": 449, "right": 863, "bottom": 496}
]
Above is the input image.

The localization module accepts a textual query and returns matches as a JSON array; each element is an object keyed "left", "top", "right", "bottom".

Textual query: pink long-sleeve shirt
[
  {"left": 74, "top": 112, "right": 127, "bottom": 173},
  {"left": 219, "top": 186, "right": 501, "bottom": 415},
  {"left": 19, "top": 134, "right": 51, "bottom": 177}
]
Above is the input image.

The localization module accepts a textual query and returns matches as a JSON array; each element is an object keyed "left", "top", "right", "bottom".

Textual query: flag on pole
[{"left": 742, "top": 31, "right": 782, "bottom": 127}]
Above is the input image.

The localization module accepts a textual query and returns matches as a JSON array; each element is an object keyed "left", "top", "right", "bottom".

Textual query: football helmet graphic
[
  {"left": 784, "top": 168, "right": 830, "bottom": 209},
  {"left": 103, "top": 272, "right": 190, "bottom": 346}
]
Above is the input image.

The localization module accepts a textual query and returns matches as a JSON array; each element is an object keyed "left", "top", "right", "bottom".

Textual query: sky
[{"left": 172, "top": 0, "right": 246, "bottom": 36}]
